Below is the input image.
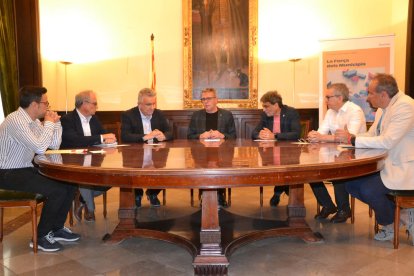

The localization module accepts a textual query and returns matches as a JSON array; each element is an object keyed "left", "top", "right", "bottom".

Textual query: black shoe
[
  {"left": 147, "top": 194, "right": 160, "bottom": 207},
  {"left": 53, "top": 226, "right": 81, "bottom": 242},
  {"left": 135, "top": 195, "right": 142, "bottom": 208},
  {"left": 30, "top": 232, "right": 63, "bottom": 252},
  {"left": 269, "top": 194, "right": 281, "bottom": 207},
  {"left": 330, "top": 209, "right": 351, "bottom": 223},
  {"left": 218, "top": 193, "right": 228, "bottom": 209},
  {"left": 314, "top": 206, "right": 337, "bottom": 220}
]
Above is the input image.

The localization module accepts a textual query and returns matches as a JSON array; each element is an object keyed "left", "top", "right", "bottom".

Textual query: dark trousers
[
  {"left": 345, "top": 172, "right": 394, "bottom": 225},
  {"left": 135, "top": 189, "right": 161, "bottom": 197},
  {"left": 274, "top": 185, "right": 289, "bottom": 195},
  {"left": 0, "top": 167, "right": 76, "bottom": 238},
  {"left": 310, "top": 181, "right": 350, "bottom": 211}
]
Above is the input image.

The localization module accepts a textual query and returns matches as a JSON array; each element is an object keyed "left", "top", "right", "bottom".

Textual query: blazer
[
  {"left": 187, "top": 108, "right": 237, "bottom": 139},
  {"left": 356, "top": 92, "right": 414, "bottom": 190},
  {"left": 121, "top": 107, "right": 173, "bottom": 143},
  {"left": 61, "top": 109, "right": 107, "bottom": 148},
  {"left": 251, "top": 105, "right": 301, "bottom": 140}
]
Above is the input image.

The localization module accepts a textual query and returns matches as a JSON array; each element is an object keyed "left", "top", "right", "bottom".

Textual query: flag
[{"left": 150, "top": 33, "right": 156, "bottom": 91}]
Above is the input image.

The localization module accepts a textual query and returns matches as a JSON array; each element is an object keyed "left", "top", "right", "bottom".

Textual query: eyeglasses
[
  {"left": 39, "top": 101, "right": 50, "bottom": 107},
  {"left": 85, "top": 101, "right": 98, "bottom": 106},
  {"left": 325, "top": 95, "right": 339, "bottom": 100},
  {"left": 200, "top": 97, "right": 216, "bottom": 102}
]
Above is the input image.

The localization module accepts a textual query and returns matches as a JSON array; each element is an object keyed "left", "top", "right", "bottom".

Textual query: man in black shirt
[{"left": 187, "top": 88, "right": 236, "bottom": 207}]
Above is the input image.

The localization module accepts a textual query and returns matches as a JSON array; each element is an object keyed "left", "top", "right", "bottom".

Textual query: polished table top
[
  {"left": 35, "top": 139, "right": 387, "bottom": 189},
  {"left": 35, "top": 139, "right": 387, "bottom": 275}
]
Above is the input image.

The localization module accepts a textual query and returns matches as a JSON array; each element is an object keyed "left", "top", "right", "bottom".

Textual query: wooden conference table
[{"left": 35, "top": 139, "right": 386, "bottom": 275}]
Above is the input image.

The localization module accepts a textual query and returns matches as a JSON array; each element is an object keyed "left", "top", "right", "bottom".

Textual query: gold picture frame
[{"left": 183, "top": 0, "right": 258, "bottom": 109}]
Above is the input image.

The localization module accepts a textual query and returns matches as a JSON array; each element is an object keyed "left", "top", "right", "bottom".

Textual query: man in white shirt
[
  {"left": 336, "top": 74, "right": 414, "bottom": 243},
  {"left": 308, "top": 83, "right": 366, "bottom": 223},
  {"left": 0, "top": 86, "right": 80, "bottom": 252}
]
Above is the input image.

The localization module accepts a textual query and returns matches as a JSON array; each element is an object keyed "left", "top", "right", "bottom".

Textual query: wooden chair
[
  {"left": 0, "top": 189, "right": 45, "bottom": 253},
  {"left": 388, "top": 190, "right": 414, "bottom": 249},
  {"left": 259, "top": 119, "right": 311, "bottom": 206}
]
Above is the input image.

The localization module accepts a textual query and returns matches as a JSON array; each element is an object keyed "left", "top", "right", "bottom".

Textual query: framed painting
[{"left": 183, "top": 0, "right": 258, "bottom": 109}]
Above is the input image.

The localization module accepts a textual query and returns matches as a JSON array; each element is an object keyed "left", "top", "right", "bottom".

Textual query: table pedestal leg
[
  {"left": 193, "top": 190, "right": 229, "bottom": 275},
  {"left": 288, "top": 184, "right": 322, "bottom": 242},
  {"left": 103, "top": 187, "right": 136, "bottom": 244}
]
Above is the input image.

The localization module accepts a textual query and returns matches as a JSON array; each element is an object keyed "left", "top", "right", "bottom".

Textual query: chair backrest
[
  {"left": 103, "top": 122, "right": 122, "bottom": 143},
  {"left": 300, "top": 120, "right": 310, "bottom": 138}
]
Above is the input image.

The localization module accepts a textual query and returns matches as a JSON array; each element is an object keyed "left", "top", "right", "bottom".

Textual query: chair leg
[
  {"left": 394, "top": 201, "right": 400, "bottom": 249},
  {"left": 316, "top": 202, "right": 321, "bottom": 215},
  {"left": 31, "top": 202, "right": 38, "bottom": 253},
  {"left": 351, "top": 196, "right": 355, "bottom": 224},
  {"left": 162, "top": 189, "right": 166, "bottom": 206},
  {"left": 227, "top": 188, "right": 231, "bottom": 206},
  {"left": 259, "top": 187, "right": 263, "bottom": 207},
  {"left": 190, "top": 189, "right": 194, "bottom": 206},
  {"left": 0, "top": 207, "right": 3, "bottom": 242},
  {"left": 103, "top": 191, "right": 107, "bottom": 218}
]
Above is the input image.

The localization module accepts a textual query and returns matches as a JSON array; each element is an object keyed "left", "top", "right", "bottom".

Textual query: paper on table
[
  {"left": 291, "top": 141, "right": 311, "bottom": 145},
  {"left": 45, "top": 149, "right": 87, "bottom": 154},
  {"left": 95, "top": 142, "right": 118, "bottom": 148},
  {"left": 338, "top": 144, "right": 355, "bottom": 149},
  {"left": 89, "top": 150, "right": 106, "bottom": 154},
  {"left": 253, "top": 139, "right": 276, "bottom": 142},
  {"left": 203, "top": 138, "right": 221, "bottom": 142}
]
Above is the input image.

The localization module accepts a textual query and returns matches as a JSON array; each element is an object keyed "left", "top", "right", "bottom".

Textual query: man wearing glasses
[
  {"left": 121, "top": 88, "right": 173, "bottom": 207},
  {"left": 61, "top": 90, "right": 116, "bottom": 222},
  {"left": 187, "top": 88, "right": 236, "bottom": 208},
  {"left": 307, "top": 83, "right": 366, "bottom": 223},
  {"left": 0, "top": 86, "right": 80, "bottom": 252}
]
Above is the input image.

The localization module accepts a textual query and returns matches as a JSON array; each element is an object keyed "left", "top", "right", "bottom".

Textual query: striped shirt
[{"left": 0, "top": 107, "right": 62, "bottom": 169}]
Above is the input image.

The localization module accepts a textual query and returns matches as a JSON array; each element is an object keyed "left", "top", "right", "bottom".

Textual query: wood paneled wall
[{"left": 92, "top": 108, "right": 319, "bottom": 140}]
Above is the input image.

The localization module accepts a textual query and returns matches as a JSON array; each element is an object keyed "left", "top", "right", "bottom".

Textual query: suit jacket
[
  {"left": 356, "top": 92, "right": 414, "bottom": 189},
  {"left": 61, "top": 109, "right": 107, "bottom": 148},
  {"left": 251, "top": 105, "right": 301, "bottom": 140},
  {"left": 121, "top": 107, "right": 173, "bottom": 143},
  {"left": 187, "top": 108, "right": 237, "bottom": 139}
]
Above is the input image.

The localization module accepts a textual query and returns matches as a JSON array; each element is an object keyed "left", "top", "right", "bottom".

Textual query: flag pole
[{"left": 151, "top": 33, "right": 156, "bottom": 91}]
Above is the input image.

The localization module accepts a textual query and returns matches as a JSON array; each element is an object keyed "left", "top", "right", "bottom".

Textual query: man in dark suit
[
  {"left": 61, "top": 90, "right": 116, "bottom": 221},
  {"left": 187, "top": 88, "right": 236, "bottom": 207},
  {"left": 252, "top": 90, "right": 301, "bottom": 206},
  {"left": 121, "top": 88, "right": 173, "bottom": 207}
]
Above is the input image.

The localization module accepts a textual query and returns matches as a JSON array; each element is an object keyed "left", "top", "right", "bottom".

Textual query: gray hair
[
  {"left": 75, "top": 90, "right": 95, "bottom": 108},
  {"left": 373, "top": 73, "right": 399, "bottom": 98},
  {"left": 329, "top": 83, "right": 349, "bottom": 102},
  {"left": 138, "top": 88, "right": 156, "bottom": 103}
]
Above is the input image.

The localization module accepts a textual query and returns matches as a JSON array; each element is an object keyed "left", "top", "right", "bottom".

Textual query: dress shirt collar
[
  {"left": 139, "top": 109, "right": 152, "bottom": 121},
  {"left": 338, "top": 101, "right": 352, "bottom": 114},
  {"left": 76, "top": 109, "right": 92, "bottom": 123}
]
